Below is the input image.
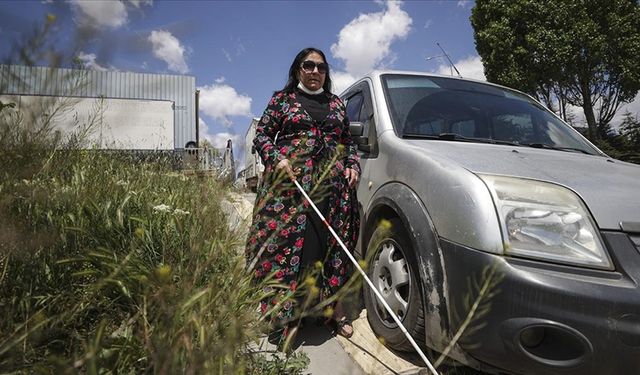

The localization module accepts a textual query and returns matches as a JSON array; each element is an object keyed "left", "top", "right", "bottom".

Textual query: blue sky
[{"left": 2, "top": 0, "right": 637, "bottom": 168}]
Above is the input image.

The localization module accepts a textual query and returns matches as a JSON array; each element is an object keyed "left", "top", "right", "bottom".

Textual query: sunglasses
[{"left": 300, "top": 60, "right": 328, "bottom": 74}]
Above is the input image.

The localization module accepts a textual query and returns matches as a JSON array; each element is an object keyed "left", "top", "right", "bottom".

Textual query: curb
[{"left": 335, "top": 310, "right": 423, "bottom": 375}]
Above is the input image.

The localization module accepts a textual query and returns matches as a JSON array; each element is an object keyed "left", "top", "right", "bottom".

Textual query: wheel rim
[{"left": 370, "top": 238, "right": 411, "bottom": 328}]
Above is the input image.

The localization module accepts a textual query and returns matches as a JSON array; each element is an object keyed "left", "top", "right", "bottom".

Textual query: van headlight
[{"left": 480, "top": 174, "right": 613, "bottom": 270}]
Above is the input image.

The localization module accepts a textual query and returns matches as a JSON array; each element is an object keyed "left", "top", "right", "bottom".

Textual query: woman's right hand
[{"left": 275, "top": 159, "right": 297, "bottom": 181}]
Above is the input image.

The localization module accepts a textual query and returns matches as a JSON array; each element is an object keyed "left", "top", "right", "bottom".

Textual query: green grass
[{"left": 0, "top": 103, "right": 308, "bottom": 374}]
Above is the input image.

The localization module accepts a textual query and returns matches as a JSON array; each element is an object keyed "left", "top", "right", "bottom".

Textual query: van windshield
[{"left": 381, "top": 74, "right": 600, "bottom": 155}]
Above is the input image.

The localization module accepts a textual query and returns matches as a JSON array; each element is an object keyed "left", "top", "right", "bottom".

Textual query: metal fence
[
  {"left": 178, "top": 147, "right": 235, "bottom": 178},
  {"left": 96, "top": 147, "right": 235, "bottom": 179}
]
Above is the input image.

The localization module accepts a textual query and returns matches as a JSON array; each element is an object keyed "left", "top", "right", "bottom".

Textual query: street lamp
[{"left": 425, "top": 54, "right": 452, "bottom": 76}]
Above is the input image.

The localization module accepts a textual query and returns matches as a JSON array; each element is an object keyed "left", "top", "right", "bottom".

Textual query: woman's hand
[
  {"left": 345, "top": 167, "right": 359, "bottom": 188},
  {"left": 275, "top": 159, "right": 297, "bottom": 181}
]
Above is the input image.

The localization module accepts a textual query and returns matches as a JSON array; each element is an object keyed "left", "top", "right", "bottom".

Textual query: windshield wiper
[
  {"left": 402, "top": 132, "right": 520, "bottom": 146},
  {"left": 524, "top": 143, "right": 592, "bottom": 154}
]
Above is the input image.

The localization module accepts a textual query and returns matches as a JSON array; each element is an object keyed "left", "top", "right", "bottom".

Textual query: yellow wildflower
[
  {"left": 304, "top": 276, "right": 316, "bottom": 287},
  {"left": 323, "top": 307, "right": 334, "bottom": 318},
  {"left": 379, "top": 219, "right": 392, "bottom": 231},
  {"left": 155, "top": 264, "right": 171, "bottom": 282}
]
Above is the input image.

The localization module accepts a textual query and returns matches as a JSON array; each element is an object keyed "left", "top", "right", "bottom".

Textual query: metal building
[{"left": 0, "top": 64, "right": 197, "bottom": 149}]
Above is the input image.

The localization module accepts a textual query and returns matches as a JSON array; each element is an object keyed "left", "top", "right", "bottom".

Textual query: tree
[
  {"left": 471, "top": 0, "right": 640, "bottom": 141},
  {"left": 620, "top": 110, "right": 640, "bottom": 150}
]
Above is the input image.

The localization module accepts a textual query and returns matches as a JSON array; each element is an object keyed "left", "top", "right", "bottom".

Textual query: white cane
[{"left": 293, "top": 179, "right": 439, "bottom": 375}]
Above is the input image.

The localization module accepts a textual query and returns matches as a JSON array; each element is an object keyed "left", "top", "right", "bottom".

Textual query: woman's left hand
[{"left": 344, "top": 168, "right": 359, "bottom": 188}]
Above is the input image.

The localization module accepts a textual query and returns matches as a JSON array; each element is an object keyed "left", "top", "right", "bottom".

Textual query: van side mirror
[
  {"left": 350, "top": 121, "right": 372, "bottom": 153},
  {"left": 350, "top": 122, "right": 364, "bottom": 137}
]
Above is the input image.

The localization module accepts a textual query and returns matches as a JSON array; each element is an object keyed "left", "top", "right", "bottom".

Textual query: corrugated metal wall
[{"left": 0, "top": 65, "right": 196, "bottom": 149}]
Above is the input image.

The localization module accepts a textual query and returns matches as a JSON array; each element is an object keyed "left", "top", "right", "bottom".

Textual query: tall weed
[{"left": 0, "top": 106, "right": 304, "bottom": 374}]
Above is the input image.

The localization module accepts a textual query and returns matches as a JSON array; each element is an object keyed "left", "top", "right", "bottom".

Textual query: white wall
[{"left": 1, "top": 94, "right": 174, "bottom": 150}]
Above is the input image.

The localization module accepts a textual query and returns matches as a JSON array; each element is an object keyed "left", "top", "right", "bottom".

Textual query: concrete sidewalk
[
  {"left": 337, "top": 310, "right": 425, "bottom": 374},
  {"left": 224, "top": 191, "right": 431, "bottom": 375},
  {"left": 252, "top": 323, "right": 367, "bottom": 375}
]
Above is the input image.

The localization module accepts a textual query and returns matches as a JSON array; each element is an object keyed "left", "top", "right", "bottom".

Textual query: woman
[{"left": 245, "top": 47, "right": 360, "bottom": 345}]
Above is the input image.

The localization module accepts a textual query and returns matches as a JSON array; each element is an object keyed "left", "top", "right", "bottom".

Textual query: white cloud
[
  {"left": 198, "top": 79, "right": 252, "bottom": 127},
  {"left": 70, "top": 0, "right": 128, "bottom": 29},
  {"left": 77, "top": 52, "right": 107, "bottom": 71},
  {"left": 562, "top": 93, "right": 640, "bottom": 130},
  {"left": 457, "top": 1, "right": 471, "bottom": 8},
  {"left": 629, "top": 94, "right": 640, "bottom": 114},
  {"left": 148, "top": 30, "right": 189, "bottom": 74},
  {"left": 435, "top": 55, "right": 486, "bottom": 81},
  {"left": 222, "top": 41, "right": 247, "bottom": 63},
  {"left": 211, "top": 132, "right": 242, "bottom": 149},
  {"left": 617, "top": 94, "right": 640, "bottom": 118},
  {"left": 222, "top": 48, "right": 232, "bottom": 62},
  {"left": 199, "top": 118, "right": 242, "bottom": 149},
  {"left": 199, "top": 118, "right": 208, "bottom": 134},
  {"left": 69, "top": 0, "right": 152, "bottom": 29},
  {"left": 129, "top": 0, "right": 153, "bottom": 8},
  {"left": 331, "top": 71, "right": 359, "bottom": 96},
  {"left": 608, "top": 93, "right": 640, "bottom": 130},
  {"left": 423, "top": 19, "right": 433, "bottom": 29},
  {"left": 236, "top": 43, "right": 246, "bottom": 56},
  {"left": 330, "top": 0, "right": 412, "bottom": 77},
  {"left": 565, "top": 103, "right": 586, "bottom": 127}
]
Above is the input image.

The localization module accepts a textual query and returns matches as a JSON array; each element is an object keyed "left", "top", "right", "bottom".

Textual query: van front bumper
[{"left": 438, "top": 231, "right": 640, "bottom": 375}]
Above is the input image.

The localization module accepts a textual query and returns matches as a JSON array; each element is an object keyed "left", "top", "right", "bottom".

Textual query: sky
[{"left": 1, "top": 0, "right": 638, "bottom": 170}]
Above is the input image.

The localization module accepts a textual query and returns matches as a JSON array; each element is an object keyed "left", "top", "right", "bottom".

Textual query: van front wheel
[{"left": 363, "top": 218, "right": 426, "bottom": 352}]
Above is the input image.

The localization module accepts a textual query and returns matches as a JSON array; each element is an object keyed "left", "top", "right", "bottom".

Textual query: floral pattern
[{"left": 245, "top": 90, "right": 360, "bottom": 325}]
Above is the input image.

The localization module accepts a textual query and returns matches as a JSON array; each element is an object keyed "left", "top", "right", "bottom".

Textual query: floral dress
[{"left": 245, "top": 89, "right": 360, "bottom": 327}]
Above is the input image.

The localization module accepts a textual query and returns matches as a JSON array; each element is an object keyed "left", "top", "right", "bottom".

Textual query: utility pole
[{"left": 195, "top": 89, "right": 200, "bottom": 147}]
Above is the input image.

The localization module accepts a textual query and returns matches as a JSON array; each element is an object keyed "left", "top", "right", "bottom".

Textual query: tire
[{"left": 363, "top": 217, "right": 426, "bottom": 352}]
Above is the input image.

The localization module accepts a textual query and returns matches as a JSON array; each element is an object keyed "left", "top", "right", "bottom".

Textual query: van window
[
  {"left": 381, "top": 74, "right": 599, "bottom": 155},
  {"left": 346, "top": 93, "right": 364, "bottom": 122}
]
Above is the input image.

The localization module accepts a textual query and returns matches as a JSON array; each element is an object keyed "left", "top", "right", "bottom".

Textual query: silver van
[{"left": 342, "top": 71, "right": 640, "bottom": 374}]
